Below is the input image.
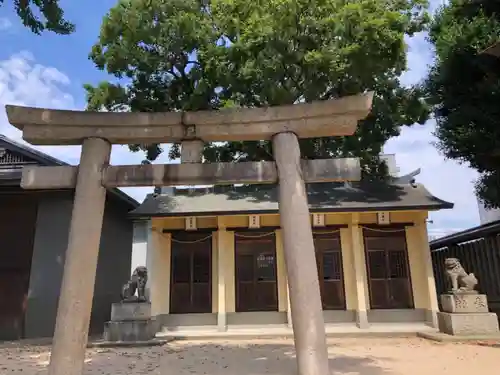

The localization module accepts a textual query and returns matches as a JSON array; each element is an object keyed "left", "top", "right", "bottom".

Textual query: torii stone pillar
[
  {"left": 6, "top": 92, "right": 373, "bottom": 375},
  {"left": 48, "top": 138, "right": 111, "bottom": 375},
  {"left": 273, "top": 132, "right": 329, "bottom": 375}
]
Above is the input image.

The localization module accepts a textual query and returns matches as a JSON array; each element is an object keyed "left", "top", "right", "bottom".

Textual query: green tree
[
  {"left": 425, "top": 0, "right": 500, "bottom": 208},
  {"left": 85, "top": 0, "right": 430, "bottom": 179},
  {"left": 0, "top": 0, "right": 74, "bottom": 34}
]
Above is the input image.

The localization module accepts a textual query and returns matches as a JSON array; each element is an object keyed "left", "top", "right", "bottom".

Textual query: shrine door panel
[
  {"left": 313, "top": 230, "right": 346, "bottom": 310},
  {"left": 235, "top": 231, "right": 278, "bottom": 312},
  {"left": 363, "top": 227, "right": 414, "bottom": 309},
  {"left": 170, "top": 232, "right": 212, "bottom": 314}
]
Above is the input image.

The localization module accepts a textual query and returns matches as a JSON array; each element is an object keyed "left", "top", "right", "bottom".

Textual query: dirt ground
[{"left": 0, "top": 337, "right": 498, "bottom": 375}]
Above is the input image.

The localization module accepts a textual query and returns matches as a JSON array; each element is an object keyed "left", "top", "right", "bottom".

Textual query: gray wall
[
  {"left": 131, "top": 220, "right": 148, "bottom": 274},
  {"left": 24, "top": 191, "right": 134, "bottom": 339}
]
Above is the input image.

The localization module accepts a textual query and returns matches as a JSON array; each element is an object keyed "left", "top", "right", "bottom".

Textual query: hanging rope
[
  {"left": 171, "top": 234, "right": 213, "bottom": 244},
  {"left": 312, "top": 229, "right": 340, "bottom": 235},
  {"left": 234, "top": 232, "right": 275, "bottom": 239},
  {"left": 165, "top": 226, "right": 405, "bottom": 243},
  {"left": 360, "top": 226, "right": 407, "bottom": 233}
]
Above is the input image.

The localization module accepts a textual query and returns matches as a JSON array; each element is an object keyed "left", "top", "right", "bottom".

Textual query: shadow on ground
[
  {"left": 477, "top": 342, "right": 500, "bottom": 348},
  {"left": 79, "top": 342, "right": 392, "bottom": 375}
]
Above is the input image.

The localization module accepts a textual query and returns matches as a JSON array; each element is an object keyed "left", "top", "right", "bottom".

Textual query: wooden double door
[
  {"left": 235, "top": 231, "right": 278, "bottom": 312},
  {"left": 313, "top": 230, "right": 346, "bottom": 310},
  {"left": 363, "top": 226, "right": 414, "bottom": 309},
  {"left": 170, "top": 232, "right": 212, "bottom": 314}
]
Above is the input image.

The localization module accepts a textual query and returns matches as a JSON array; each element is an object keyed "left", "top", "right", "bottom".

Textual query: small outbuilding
[{"left": 0, "top": 135, "right": 138, "bottom": 340}]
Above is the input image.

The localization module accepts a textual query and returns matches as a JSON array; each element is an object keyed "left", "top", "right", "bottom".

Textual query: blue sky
[{"left": 0, "top": 0, "right": 481, "bottom": 237}]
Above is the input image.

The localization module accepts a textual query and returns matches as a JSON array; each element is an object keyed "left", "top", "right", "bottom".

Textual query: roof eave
[
  {"left": 430, "top": 217, "right": 500, "bottom": 249},
  {"left": 0, "top": 135, "right": 139, "bottom": 209},
  {"left": 128, "top": 202, "right": 453, "bottom": 219}
]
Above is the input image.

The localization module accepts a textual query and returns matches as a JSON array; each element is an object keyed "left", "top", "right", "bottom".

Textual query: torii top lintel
[{"left": 5, "top": 92, "right": 373, "bottom": 146}]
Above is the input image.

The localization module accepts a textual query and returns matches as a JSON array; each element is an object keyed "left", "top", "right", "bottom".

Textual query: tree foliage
[
  {"left": 0, "top": 0, "right": 74, "bottom": 34},
  {"left": 425, "top": 0, "right": 500, "bottom": 208},
  {"left": 85, "top": 0, "right": 430, "bottom": 180}
]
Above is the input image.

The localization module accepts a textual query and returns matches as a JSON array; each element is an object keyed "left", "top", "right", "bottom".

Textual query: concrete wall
[
  {"left": 477, "top": 196, "right": 500, "bottom": 224},
  {"left": 131, "top": 220, "right": 148, "bottom": 274},
  {"left": 148, "top": 211, "right": 439, "bottom": 329},
  {"left": 379, "top": 154, "right": 400, "bottom": 176},
  {"left": 24, "top": 192, "right": 134, "bottom": 339}
]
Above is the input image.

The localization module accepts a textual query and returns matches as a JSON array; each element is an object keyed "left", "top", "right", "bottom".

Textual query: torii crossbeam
[{"left": 6, "top": 92, "right": 374, "bottom": 375}]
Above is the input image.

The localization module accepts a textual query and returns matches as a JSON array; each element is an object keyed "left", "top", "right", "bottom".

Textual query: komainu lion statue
[
  {"left": 444, "top": 258, "right": 478, "bottom": 294},
  {"left": 121, "top": 266, "right": 148, "bottom": 302}
]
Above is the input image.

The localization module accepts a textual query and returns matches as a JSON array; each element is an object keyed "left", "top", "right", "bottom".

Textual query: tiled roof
[{"left": 130, "top": 182, "right": 453, "bottom": 217}]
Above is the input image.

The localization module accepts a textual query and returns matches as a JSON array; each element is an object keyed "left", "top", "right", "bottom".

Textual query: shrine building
[{"left": 129, "top": 166, "right": 452, "bottom": 333}]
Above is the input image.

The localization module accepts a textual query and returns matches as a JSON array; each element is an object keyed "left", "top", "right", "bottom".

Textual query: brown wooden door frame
[
  {"left": 313, "top": 230, "right": 346, "bottom": 310},
  {"left": 363, "top": 226, "right": 414, "bottom": 309},
  {"left": 234, "top": 231, "right": 278, "bottom": 312},
  {"left": 169, "top": 232, "right": 212, "bottom": 314}
]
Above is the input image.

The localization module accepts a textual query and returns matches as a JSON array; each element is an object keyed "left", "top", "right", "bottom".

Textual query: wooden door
[
  {"left": 170, "top": 232, "right": 212, "bottom": 314},
  {"left": 235, "top": 231, "right": 278, "bottom": 312},
  {"left": 0, "top": 193, "right": 37, "bottom": 340},
  {"left": 313, "top": 230, "right": 345, "bottom": 310},
  {"left": 363, "top": 227, "right": 414, "bottom": 309}
]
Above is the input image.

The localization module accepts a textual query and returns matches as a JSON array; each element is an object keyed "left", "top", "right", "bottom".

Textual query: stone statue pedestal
[
  {"left": 437, "top": 294, "right": 499, "bottom": 336},
  {"left": 103, "top": 302, "right": 157, "bottom": 342},
  {"left": 111, "top": 302, "right": 152, "bottom": 321}
]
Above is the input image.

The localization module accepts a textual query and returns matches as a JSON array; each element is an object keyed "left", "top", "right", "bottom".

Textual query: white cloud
[
  {"left": 400, "top": 32, "right": 433, "bottom": 86},
  {"left": 0, "top": 17, "right": 12, "bottom": 31},
  {"left": 0, "top": 51, "right": 172, "bottom": 202},
  {"left": 0, "top": 51, "right": 75, "bottom": 143}
]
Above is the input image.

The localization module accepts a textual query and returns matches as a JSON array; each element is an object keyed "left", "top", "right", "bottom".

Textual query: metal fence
[{"left": 430, "top": 220, "right": 500, "bottom": 315}]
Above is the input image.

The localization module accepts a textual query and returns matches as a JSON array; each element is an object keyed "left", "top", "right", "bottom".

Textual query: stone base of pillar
[
  {"left": 437, "top": 294, "right": 500, "bottom": 336},
  {"left": 286, "top": 305, "right": 293, "bottom": 328},
  {"left": 425, "top": 309, "right": 438, "bottom": 328},
  {"left": 355, "top": 310, "right": 369, "bottom": 329},
  {"left": 217, "top": 313, "right": 227, "bottom": 332}
]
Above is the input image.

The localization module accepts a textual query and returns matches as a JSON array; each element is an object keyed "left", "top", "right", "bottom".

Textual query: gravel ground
[{"left": 0, "top": 337, "right": 498, "bottom": 375}]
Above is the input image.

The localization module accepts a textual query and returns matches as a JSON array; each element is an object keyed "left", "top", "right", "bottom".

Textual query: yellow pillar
[
  {"left": 286, "top": 282, "right": 293, "bottom": 328},
  {"left": 217, "top": 228, "right": 227, "bottom": 331},
  {"left": 405, "top": 225, "right": 427, "bottom": 310},
  {"left": 339, "top": 228, "right": 357, "bottom": 311},
  {"left": 349, "top": 214, "right": 369, "bottom": 328},
  {"left": 226, "top": 231, "right": 236, "bottom": 313},
  {"left": 278, "top": 229, "right": 293, "bottom": 327},
  {"left": 416, "top": 214, "right": 439, "bottom": 327},
  {"left": 275, "top": 229, "right": 289, "bottom": 313},
  {"left": 211, "top": 231, "right": 219, "bottom": 314},
  {"left": 149, "top": 229, "right": 171, "bottom": 316}
]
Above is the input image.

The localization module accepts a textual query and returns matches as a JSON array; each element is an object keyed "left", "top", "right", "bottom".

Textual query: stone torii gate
[{"left": 6, "top": 92, "right": 373, "bottom": 375}]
